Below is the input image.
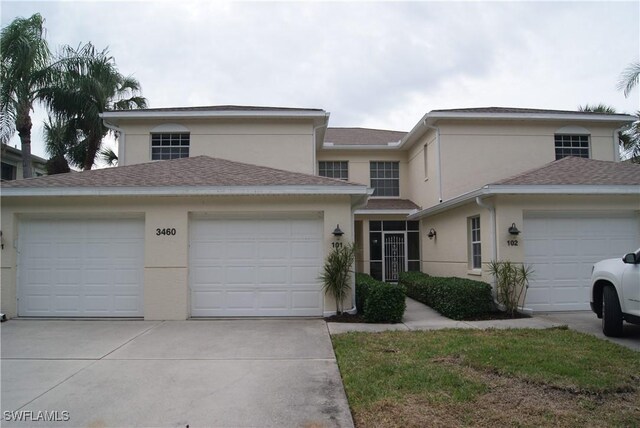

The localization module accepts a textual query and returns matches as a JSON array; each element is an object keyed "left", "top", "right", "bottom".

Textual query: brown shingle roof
[
  {"left": 104, "top": 105, "right": 325, "bottom": 113},
  {"left": 361, "top": 198, "right": 420, "bottom": 210},
  {"left": 325, "top": 128, "right": 407, "bottom": 146},
  {"left": 493, "top": 157, "right": 640, "bottom": 186},
  {"left": 1, "top": 156, "right": 362, "bottom": 189},
  {"left": 431, "top": 107, "right": 632, "bottom": 117}
]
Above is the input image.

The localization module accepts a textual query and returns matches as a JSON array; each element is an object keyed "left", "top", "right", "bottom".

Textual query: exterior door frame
[{"left": 382, "top": 231, "right": 408, "bottom": 282}]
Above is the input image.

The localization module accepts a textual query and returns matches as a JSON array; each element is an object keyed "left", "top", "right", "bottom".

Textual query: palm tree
[
  {"left": 617, "top": 62, "right": 640, "bottom": 98},
  {"left": 43, "top": 116, "right": 77, "bottom": 174},
  {"left": 0, "top": 13, "right": 51, "bottom": 178},
  {"left": 41, "top": 43, "right": 147, "bottom": 170},
  {"left": 579, "top": 104, "right": 639, "bottom": 163}
]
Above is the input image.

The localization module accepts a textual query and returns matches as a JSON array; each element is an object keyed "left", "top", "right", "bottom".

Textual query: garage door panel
[
  {"left": 18, "top": 218, "right": 144, "bottom": 317},
  {"left": 291, "top": 291, "right": 323, "bottom": 309},
  {"left": 524, "top": 214, "right": 640, "bottom": 312},
  {"left": 190, "top": 217, "right": 323, "bottom": 317},
  {"left": 258, "top": 292, "right": 288, "bottom": 309}
]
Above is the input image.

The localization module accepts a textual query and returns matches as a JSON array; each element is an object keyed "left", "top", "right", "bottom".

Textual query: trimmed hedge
[
  {"left": 399, "top": 271, "right": 493, "bottom": 320},
  {"left": 355, "top": 273, "right": 406, "bottom": 323}
]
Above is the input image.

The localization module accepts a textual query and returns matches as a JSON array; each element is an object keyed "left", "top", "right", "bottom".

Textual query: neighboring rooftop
[
  {"left": 324, "top": 127, "right": 407, "bottom": 146},
  {"left": 1, "top": 144, "right": 47, "bottom": 164},
  {"left": 1, "top": 156, "right": 362, "bottom": 189},
  {"left": 494, "top": 156, "right": 640, "bottom": 186}
]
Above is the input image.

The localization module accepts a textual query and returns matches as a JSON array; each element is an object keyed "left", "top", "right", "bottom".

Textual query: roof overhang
[
  {"left": 1, "top": 184, "right": 372, "bottom": 198},
  {"left": 408, "top": 184, "right": 640, "bottom": 220},
  {"left": 101, "top": 109, "right": 330, "bottom": 127},
  {"left": 354, "top": 209, "right": 419, "bottom": 215},
  {"left": 400, "top": 111, "right": 637, "bottom": 150}
]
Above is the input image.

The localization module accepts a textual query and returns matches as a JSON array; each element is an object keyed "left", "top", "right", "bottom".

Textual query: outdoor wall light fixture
[
  {"left": 508, "top": 223, "right": 521, "bottom": 235},
  {"left": 332, "top": 224, "right": 344, "bottom": 238},
  {"left": 427, "top": 228, "right": 437, "bottom": 239}
]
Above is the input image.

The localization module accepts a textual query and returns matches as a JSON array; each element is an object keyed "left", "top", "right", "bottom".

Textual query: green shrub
[
  {"left": 355, "top": 273, "right": 406, "bottom": 323},
  {"left": 400, "top": 271, "right": 493, "bottom": 320}
]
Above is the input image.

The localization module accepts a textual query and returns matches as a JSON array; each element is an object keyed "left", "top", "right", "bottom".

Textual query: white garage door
[
  {"left": 523, "top": 213, "right": 640, "bottom": 312},
  {"left": 190, "top": 216, "right": 324, "bottom": 317},
  {"left": 18, "top": 218, "right": 144, "bottom": 317}
]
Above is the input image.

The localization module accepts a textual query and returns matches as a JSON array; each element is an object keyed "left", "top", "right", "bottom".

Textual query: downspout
[
  {"left": 613, "top": 125, "right": 625, "bottom": 162},
  {"left": 103, "top": 120, "right": 126, "bottom": 166},
  {"left": 346, "top": 190, "right": 374, "bottom": 315},
  {"left": 423, "top": 122, "right": 443, "bottom": 203},
  {"left": 475, "top": 195, "right": 497, "bottom": 290},
  {"left": 313, "top": 113, "right": 330, "bottom": 175}
]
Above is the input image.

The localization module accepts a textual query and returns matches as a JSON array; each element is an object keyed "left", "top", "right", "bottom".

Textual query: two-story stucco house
[{"left": 1, "top": 105, "right": 638, "bottom": 320}]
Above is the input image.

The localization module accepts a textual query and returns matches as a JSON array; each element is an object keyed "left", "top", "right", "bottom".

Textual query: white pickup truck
[{"left": 591, "top": 248, "right": 640, "bottom": 337}]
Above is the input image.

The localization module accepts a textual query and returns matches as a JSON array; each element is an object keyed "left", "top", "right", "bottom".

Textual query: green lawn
[{"left": 332, "top": 328, "right": 640, "bottom": 427}]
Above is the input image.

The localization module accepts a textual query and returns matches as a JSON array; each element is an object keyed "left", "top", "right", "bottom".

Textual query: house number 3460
[{"left": 156, "top": 228, "right": 177, "bottom": 236}]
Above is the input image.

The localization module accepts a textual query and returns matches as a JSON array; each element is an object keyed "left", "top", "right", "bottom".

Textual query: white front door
[
  {"left": 18, "top": 218, "right": 144, "bottom": 317},
  {"left": 189, "top": 216, "right": 324, "bottom": 316},
  {"left": 523, "top": 213, "right": 640, "bottom": 312}
]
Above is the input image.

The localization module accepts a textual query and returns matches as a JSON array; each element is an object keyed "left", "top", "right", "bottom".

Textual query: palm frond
[{"left": 617, "top": 62, "right": 640, "bottom": 98}]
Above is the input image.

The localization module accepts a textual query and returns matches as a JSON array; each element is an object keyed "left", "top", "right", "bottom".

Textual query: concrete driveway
[
  {"left": 1, "top": 319, "right": 354, "bottom": 427},
  {"left": 536, "top": 311, "right": 640, "bottom": 351}
]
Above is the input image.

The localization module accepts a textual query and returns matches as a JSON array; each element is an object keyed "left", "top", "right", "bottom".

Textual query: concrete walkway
[
  {"left": 327, "top": 297, "right": 564, "bottom": 335},
  {"left": 1, "top": 319, "right": 354, "bottom": 428}
]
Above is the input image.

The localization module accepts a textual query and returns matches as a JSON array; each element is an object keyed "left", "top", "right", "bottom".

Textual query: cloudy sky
[{"left": 3, "top": 0, "right": 639, "bottom": 161}]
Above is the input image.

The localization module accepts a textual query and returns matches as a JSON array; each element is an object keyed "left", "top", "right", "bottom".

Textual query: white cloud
[{"left": 2, "top": 0, "right": 638, "bottom": 160}]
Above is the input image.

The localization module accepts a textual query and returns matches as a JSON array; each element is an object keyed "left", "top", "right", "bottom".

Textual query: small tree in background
[
  {"left": 320, "top": 242, "right": 356, "bottom": 315},
  {"left": 488, "top": 260, "right": 533, "bottom": 318}
]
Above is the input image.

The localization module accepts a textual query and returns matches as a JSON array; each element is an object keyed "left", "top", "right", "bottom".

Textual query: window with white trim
[
  {"left": 318, "top": 161, "right": 348, "bottom": 180},
  {"left": 554, "top": 134, "right": 590, "bottom": 160},
  {"left": 469, "top": 216, "right": 481, "bottom": 270},
  {"left": 370, "top": 161, "right": 399, "bottom": 197},
  {"left": 151, "top": 133, "right": 190, "bottom": 160}
]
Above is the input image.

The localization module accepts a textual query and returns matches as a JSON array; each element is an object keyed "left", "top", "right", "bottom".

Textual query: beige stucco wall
[
  {"left": 119, "top": 119, "right": 316, "bottom": 174},
  {"left": 419, "top": 194, "right": 640, "bottom": 285},
  {"left": 1, "top": 195, "right": 355, "bottom": 320},
  {"left": 435, "top": 120, "right": 620, "bottom": 202},
  {"left": 403, "top": 120, "right": 623, "bottom": 209},
  {"left": 316, "top": 150, "right": 410, "bottom": 199}
]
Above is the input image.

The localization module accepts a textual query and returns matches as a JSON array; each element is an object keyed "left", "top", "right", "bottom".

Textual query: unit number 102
[{"left": 507, "top": 240, "right": 518, "bottom": 246}]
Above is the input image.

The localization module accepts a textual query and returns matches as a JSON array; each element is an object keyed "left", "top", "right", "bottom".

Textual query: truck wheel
[{"left": 602, "top": 286, "right": 623, "bottom": 337}]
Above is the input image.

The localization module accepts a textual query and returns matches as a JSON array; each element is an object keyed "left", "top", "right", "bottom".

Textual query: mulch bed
[
  {"left": 463, "top": 310, "right": 530, "bottom": 321},
  {"left": 324, "top": 313, "right": 366, "bottom": 323}
]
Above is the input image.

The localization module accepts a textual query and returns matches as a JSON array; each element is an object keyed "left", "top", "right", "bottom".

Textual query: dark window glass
[
  {"left": 370, "top": 262, "right": 383, "bottom": 281},
  {"left": 370, "top": 161, "right": 400, "bottom": 196},
  {"left": 1, "top": 162, "right": 16, "bottom": 181},
  {"left": 369, "top": 221, "right": 382, "bottom": 231},
  {"left": 151, "top": 133, "right": 190, "bottom": 160},
  {"left": 318, "top": 161, "right": 348, "bottom": 180},
  {"left": 408, "top": 261, "right": 420, "bottom": 272},
  {"left": 370, "top": 232, "right": 382, "bottom": 261},
  {"left": 407, "top": 221, "right": 419, "bottom": 231},
  {"left": 408, "top": 232, "right": 420, "bottom": 260},
  {"left": 554, "top": 134, "right": 589, "bottom": 160},
  {"left": 382, "top": 221, "right": 406, "bottom": 231}
]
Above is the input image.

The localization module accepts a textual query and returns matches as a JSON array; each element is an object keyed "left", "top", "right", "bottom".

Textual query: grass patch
[{"left": 333, "top": 329, "right": 640, "bottom": 427}]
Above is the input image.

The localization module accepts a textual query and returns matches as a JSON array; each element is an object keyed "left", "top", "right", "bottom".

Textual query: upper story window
[
  {"left": 319, "top": 161, "right": 349, "bottom": 180},
  {"left": 554, "top": 134, "right": 590, "bottom": 160},
  {"left": 1, "top": 162, "right": 16, "bottom": 181},
  {"left": 370, "top": 161, "right": 399, "bottom": 197},
  {"left": 151, "top": 133, "right": 190, "bottom": 160}
]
